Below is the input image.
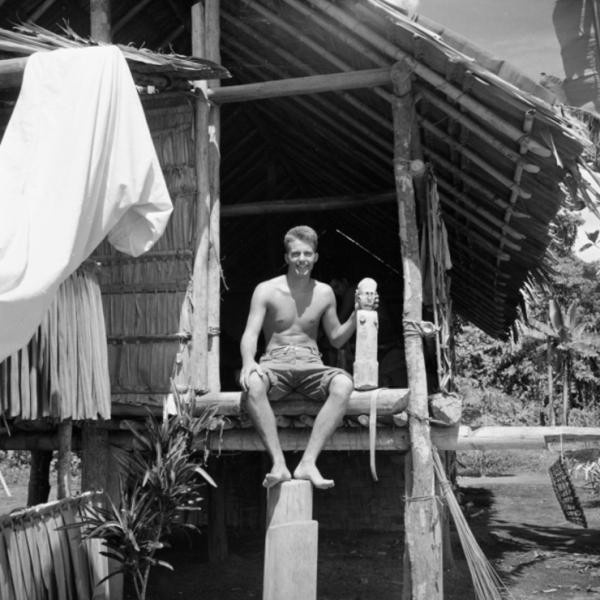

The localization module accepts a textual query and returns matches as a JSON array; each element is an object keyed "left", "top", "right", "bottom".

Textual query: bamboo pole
[
  {"left": 190, "top": 2, "right": 210, "bottom": 394},
  {"left": 208, "top": 67, "right": 392, "bottom": 103},
  {"left": 222, "top": 191, "right": 396, "bottom": 217},
  {"left": 90, "top": 0, "right": 111, "bottom": 42},
  {"left": 206, "top": 0, "right": 221, "bottom": 393},
  {"left": 392, "top": 60, "right": 442, "bottom": 600}
]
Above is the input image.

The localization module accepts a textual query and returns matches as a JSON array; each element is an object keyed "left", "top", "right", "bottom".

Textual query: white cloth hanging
[{"left": 0, "top": 45, "right": 172, "bottom": 361}]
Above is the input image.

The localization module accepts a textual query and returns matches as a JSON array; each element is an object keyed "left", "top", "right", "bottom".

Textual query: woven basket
[{"left": 548, "top": 458, "right": 587, "bottom": 528}]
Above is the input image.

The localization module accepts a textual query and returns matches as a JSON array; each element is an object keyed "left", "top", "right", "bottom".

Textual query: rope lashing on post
[
  {"left": 406, "top": 410, "right": 430, "bottom": 424},
  {"left": 404, "top": 493, "right": 442, "bottom": 504},
  {"left": 402, "top": 319, "right": 439, "bottom": 338}
]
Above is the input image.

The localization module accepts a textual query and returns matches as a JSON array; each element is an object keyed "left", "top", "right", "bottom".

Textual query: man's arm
[
  {"left": 321, "top": 285, "right": 357, "bottom": 349},
  {"left": 239, "top": 283, "right": 268, "bottom": 390}
]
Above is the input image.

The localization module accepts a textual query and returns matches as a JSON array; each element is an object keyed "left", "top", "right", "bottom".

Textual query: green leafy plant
[{"left": 73, "top": 390, "right": 217, "bottom": 600}]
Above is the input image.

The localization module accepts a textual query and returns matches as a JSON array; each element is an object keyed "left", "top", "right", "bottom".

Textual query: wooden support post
[
  {"left": 207, "top": 458, "right": 228, "bottom": 562},
  {"left": 263, "top": 481, "right": 318, "bottom": 600},
  {"left": 81, "top": 423, "right": 108, "bottom": 493},
  {"left": 191, "top": 2, "right": 210, "bottom": 394},
  {"left": 27, "top": 450, "right": 51, "bottom": 506},
  {"left": 57, "top": 420, "right": 72, "bottom": 499},
  {"left": 392, "top": 60, "right": 442, "bottom": 600},
  {"left": 193, "top": 0, "right": 227, "bottom": 561},
  {"left": 206, "top": 0, "right": 221, "bottom": 392},
  {"left": 90, "top": 0, "right": 111, "bottom": 43}
]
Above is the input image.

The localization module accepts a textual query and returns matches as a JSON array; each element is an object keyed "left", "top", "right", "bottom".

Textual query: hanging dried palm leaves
[{"left": 0, "top": 266, "right": 111, "bottom": 421}]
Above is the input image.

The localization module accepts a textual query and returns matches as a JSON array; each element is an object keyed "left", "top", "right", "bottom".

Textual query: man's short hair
[{"left": 284, "top": 225, "right": 318, "bottom": 252}]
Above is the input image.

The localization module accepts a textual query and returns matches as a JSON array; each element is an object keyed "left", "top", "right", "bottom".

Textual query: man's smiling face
[{"left": 284, "top": 238, "right": 318, "bottom": 277}]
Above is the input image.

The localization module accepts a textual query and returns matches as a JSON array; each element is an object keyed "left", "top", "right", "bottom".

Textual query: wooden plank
[{"left": 208, "top": 67, "right": 392, "bottom": 104}]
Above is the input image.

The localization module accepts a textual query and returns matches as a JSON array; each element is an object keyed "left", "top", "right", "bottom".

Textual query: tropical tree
[{"left": 518, "top": 299, "right": 600, "bottom": 424}]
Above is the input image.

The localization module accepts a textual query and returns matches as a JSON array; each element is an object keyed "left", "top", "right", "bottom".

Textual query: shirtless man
[{"left": 240, "top": 225, "right": 358, "bottom": 490}]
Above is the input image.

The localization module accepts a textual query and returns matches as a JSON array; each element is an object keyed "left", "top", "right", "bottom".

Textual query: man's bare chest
[{"left": 267, "top": 293, "right": 325, "bottom": 330}]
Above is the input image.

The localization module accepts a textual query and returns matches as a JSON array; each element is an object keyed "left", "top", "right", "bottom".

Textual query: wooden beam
[
  {"left": 207, "top": 426, "right": 600, "bottom": 452},
  {"left": 208, "top": 67, "right": 392, "bottom": 104},
  {"left": 392, "top": 60, "right": 441, "bottom": 600},
  {"left": 6, "top": 425, "right": 600, "bottom": 452},
  {"left": 222, "top": 191, "right": 396, "bottom": 217},
  {"left": 90, "top": 0, "right": 111, "bottom": 43},
  {"left": 195, "top": 388, "right": 410, "bottom": 416}
]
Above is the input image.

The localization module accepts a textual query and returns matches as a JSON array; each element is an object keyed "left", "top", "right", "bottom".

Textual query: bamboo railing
[{"left": 0, "top": 493, "right": 108, "bottom": 600}]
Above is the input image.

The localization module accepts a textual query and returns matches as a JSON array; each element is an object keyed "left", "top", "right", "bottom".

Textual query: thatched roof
[{"left": 0, "top": 0, "right": 596, "bottom": 341}]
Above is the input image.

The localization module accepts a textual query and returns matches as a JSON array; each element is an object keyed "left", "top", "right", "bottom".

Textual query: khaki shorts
[{"left": 259, "top": 345, "right": 352, "bottom": 402}]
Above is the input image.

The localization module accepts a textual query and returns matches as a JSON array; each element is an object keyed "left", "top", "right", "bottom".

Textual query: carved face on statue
[{"left": 356, "top": 277, "right": 378, "bottom": 310}]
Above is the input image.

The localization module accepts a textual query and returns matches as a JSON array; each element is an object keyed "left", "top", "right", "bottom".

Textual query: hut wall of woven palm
[
  {"left": 0, "top": 0, "right": 597, "bottom": 344},
  {"left": 89, "top": 96, "right": 195, "bottom": 398}
]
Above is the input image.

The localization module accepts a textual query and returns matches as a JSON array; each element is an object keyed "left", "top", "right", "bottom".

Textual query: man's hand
[{"left": 239, "top": 361, "right": 265, "bottom": 391}]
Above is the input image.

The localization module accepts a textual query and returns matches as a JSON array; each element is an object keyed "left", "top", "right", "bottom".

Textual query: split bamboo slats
[
  {"left": 0, "top": 268, "right": 110, "bottom": 421},
  {"left": 0, "top": 493, "right": 108, "bottom": 600},
  {"left": 92, "top": 96, "right": 196, "bottom": 403},
  {"left": 423, "top": 174, "right": 454, "bottom": 392}
]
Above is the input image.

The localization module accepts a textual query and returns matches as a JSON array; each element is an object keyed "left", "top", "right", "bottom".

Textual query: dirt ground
[
  {"left": 142, "top": 472, "right": 600, "bottom": 600},
  {"left": 2, "top": 469, "right": 600, "bottom": 599}
]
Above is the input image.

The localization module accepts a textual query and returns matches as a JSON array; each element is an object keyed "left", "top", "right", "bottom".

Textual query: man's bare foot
[
  {"left": 263, "top": 465, "right": 292, "bottom": 488},
  {"left": 293, "top": 461, "right": 334, "bottom": 489}
]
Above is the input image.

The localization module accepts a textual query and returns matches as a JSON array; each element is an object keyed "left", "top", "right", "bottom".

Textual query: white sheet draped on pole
[{"left": 0, "top": 45, "right": 173, "bottom": 362}]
